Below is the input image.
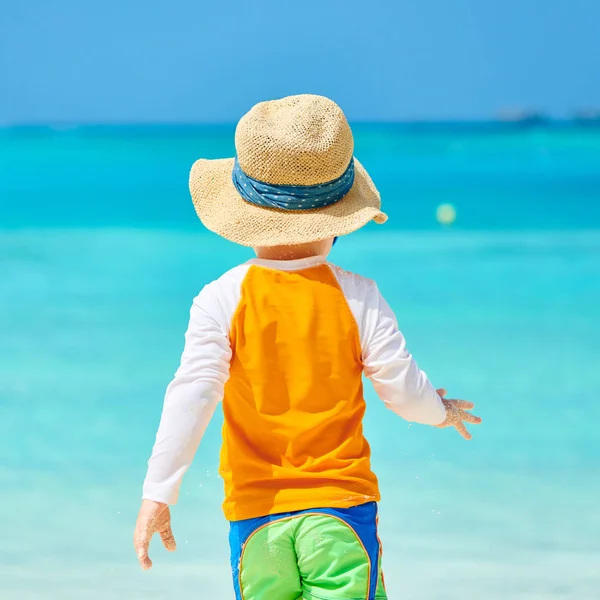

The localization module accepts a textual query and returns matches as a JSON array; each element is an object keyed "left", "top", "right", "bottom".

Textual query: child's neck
[{"left": 254, "top": 240, "right": 332, "bottom": 261}]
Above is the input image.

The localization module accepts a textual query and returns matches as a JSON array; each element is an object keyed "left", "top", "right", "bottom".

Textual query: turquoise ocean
[{"left": 1, "top": 124, "right": 599, "bottom": 599}]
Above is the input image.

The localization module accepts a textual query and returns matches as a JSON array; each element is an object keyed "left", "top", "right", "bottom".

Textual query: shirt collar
[{"left": 246, "top": 255, "right": 328, "bottom": 271}]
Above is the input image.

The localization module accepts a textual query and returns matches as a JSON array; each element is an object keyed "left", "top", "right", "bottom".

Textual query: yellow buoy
[{"left": 436, "top": 203, "right": 456, "bottom": 225}]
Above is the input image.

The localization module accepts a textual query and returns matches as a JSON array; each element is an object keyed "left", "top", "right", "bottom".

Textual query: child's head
[{"left": 189, "top": 95, "right": 387, "bottom": 249}]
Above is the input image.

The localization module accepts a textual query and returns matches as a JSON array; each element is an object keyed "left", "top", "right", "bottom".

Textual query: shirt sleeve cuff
[{"left": 142, "top": 482, "right": 179, "bottom": 506}]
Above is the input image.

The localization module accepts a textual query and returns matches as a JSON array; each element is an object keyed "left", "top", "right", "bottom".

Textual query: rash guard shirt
[{"left": 142, "top": 256, "right": 446, "bottom": 521}]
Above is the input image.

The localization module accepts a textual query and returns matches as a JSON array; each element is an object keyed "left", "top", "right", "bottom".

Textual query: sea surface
[{"left": 1, "top": 125, "right": 600, "bottom": 599}]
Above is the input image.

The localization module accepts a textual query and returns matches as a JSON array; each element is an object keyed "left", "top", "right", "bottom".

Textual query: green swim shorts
[{"left": 228, "top": 502, "right": 387, "bottom": 600}]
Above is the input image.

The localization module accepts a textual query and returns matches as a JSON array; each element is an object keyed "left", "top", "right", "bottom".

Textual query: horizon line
[{"left": 2, "top": 116, "right": 599, "bottom": 130}]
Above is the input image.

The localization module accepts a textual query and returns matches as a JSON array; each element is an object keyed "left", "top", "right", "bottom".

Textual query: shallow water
[{"left": 1, "top": 126, "right": 599, "bottom": 599}]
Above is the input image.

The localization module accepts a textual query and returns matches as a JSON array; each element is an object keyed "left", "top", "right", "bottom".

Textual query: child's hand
[
  {"left": 133, "top": 500, "right": 176, "bottom": 570},
  {"left": 434, "top": 388, "right": 482, "bottom": 440}
]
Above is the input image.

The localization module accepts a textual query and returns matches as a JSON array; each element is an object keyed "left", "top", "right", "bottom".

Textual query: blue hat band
[{"left": 232, "top": 157, "right": 355, "bottom": 211}]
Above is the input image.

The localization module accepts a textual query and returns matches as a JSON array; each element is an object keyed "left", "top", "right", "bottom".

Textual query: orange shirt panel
[{"left": 220, "top": 264, "right": 380, "bottom": 521}]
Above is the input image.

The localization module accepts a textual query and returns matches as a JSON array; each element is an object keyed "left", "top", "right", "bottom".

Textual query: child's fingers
[
  {"left": 137, "top": 547, "right": 153, "bottom": 570},
  {"left": 436, "top": 388, "right": 447, "bottom": 398},
  {"left": 133, "top": 514, "right": 156, "bottom": 570},
  {"left": 159, "top": 523, "right": 177, "bottom": 552},
  {"left": 448, "top": 399, "right": 475, "bottom": 410},
  {"left": 460, "top": 411, "right": 482, "bottom": 425},
  {"left": 134, "top": 536, "right": 153, "bottom": 570},
  {"left": 455, "top": 421, "right": 472, "bottom": 440}
]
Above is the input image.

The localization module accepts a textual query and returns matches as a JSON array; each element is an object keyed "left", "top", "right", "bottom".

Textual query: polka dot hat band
[{"left": 231, "top": 156, "right": 356, "bottom": 211}]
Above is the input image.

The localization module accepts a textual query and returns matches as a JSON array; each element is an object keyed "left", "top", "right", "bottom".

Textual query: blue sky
[{"left": 1, "top": 0, "right": 599, "bottom": 123}]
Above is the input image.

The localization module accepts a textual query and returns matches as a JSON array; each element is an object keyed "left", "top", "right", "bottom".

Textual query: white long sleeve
[
  {"left": 362, "top": 289, "right": 446, "bottom": 425},
  {"left": 331, "top": 267, "right": 446, "bottom": 426},
  {"left": 142, "top": 285, "right": 233, "bottom": 505}
]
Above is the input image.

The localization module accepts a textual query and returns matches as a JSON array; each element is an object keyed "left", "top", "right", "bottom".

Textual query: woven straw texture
[{"left": 189, "top": 94, "right": 387, "bottom": 247}]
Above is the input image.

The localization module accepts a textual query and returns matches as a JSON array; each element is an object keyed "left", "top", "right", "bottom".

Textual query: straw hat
[{"left": 189, "top": 94, "right": 387, "bottom": 247}]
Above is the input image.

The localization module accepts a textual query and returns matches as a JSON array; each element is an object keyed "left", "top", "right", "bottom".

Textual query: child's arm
[
  {"left": 362, "top": 285, "right": 480, "bottom": 436},
  {"left": 134, "top": 286, "right": 231, "bottom": 569}
]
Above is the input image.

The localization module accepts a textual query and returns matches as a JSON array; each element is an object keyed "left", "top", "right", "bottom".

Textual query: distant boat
[
  {"left": 572, "top": 108, "right": 600, "bottom": 126},
  {"left": 496, "top": 108, "right": 550, "bottom": 127}
]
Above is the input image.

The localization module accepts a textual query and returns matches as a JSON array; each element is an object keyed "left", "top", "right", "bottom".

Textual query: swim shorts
[{"left": 229, "top": 502, "right": 387, "bottom": 600}]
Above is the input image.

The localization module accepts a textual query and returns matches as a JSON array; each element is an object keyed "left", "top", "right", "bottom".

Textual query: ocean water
[{"left": 1, "top": 125, "right": 600, "bottom": 599}]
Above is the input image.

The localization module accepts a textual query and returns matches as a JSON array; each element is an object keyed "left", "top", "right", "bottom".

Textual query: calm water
[{"left": 1, "top": 125, "right": 600, "bottom": 599}]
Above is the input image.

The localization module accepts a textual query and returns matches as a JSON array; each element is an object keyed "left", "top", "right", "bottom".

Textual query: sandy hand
[
  {"left": 435, "top": 388, "right": 482, "bottom": 440},
  {"left": 133, "top": 500, "right": 176, "bottom": 570}
]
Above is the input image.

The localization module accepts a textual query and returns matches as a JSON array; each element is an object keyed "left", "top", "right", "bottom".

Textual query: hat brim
[{"left": 189, "top": 157, "right": 387, "bottom": 247}]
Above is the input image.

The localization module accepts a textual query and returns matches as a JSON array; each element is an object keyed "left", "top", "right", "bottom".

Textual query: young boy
[{"left": 133, "top": 94, "right": 481, "bottom": 600}]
